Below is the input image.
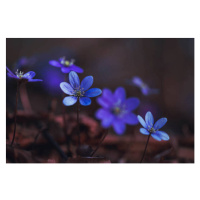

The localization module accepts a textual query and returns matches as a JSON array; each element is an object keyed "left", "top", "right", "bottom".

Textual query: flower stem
[
  {"left": 19, "top": 83, "right": 32, "bottom": 113},
  {"left": 90, "top": 129, "right": 108, "bottom": 157},
  {"left": 11, "top": 81, "right": 20, "bottom": 146},
  {"left": 62, "top": 74, "right": 72, "bottom": 156},
  {"left": 140, "top": 133, "right": 151, "bottom": 163},
  {"left": 77, "top": 101, "right": 80, "bottom": 146}
]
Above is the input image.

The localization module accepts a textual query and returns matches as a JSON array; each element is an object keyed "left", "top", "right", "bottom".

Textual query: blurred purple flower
[
  {"left": 96, "top": 87, "right": 140, "bottom": 135},
  {"left": 132, "top": 76, "right": 159, "bottom": 95},
  {"left": 60, "top": 71, "right": 101, "bottom": 106},
  {"left": 49, "top": 57, "right": 84, "bottom": 73},
  {"left": 6, "top": 67, "right": 42, "bottom": 82},
  {"left": 15, "top": 56, "right": 36, "bottom": 67},
  {"left": 137, "top": 111, "right": 169, "bottom": 141}
]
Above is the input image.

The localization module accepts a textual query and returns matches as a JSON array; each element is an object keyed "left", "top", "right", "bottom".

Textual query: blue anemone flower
[
  {"left": 96, "top": 87, "right": 140, "bottom": 135},
  {"left": 60, "top": 71, "right": 102, "bottom": 106},
  {"left": 132, "top": 76, "right": 159, "bottom": 96},
  {"left": 6, "top": 67, "right": 42, "bottom": 82},
  {"left": 49, "top": 57, "right": 84, "bottom": 73},
  {"left": 137, "top": 111, "right": 169, "bottom": 141}
]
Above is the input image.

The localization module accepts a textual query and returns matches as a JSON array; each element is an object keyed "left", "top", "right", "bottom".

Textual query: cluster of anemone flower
[{"left": 7, "top": 56, "right": 170, "bottom": 162}]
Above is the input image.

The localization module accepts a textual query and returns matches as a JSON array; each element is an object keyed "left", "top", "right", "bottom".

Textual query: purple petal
[
  {"left": 141, "top": 87, "right": 149, "bottom": 95},
  {"left": 69, "top": 65, "right": 84, "bottom": 73},
  {"left": 113, "top": 119, "right": 126, "bottom": 135},
  {"left": 80, "top": 76, "right": 93, "bottom": 91},
  {"left": 156, "top": 131, "right": 170, "bottom": 141},
  {"left": 69, "top": 71, "right": 80, "bottom": 89},
  {"left": 124, "top": 97, "right": 140, "bottom": 111},
  {"left": 122, "top": 113, "right": 138, "bottom": 125},
  {"left": 100, "top": 88, "right": 114, "bottom": 105},
  {"left": 132, "top": 76, "right": 143, "bottom": 86},
  {"left": 23, "top": 71, "right": 36, "bottom": 79},
  {"left": 84, "top": 88, "right": 102, "bottom": 97},
  {"left": 49, "top": 60, "right": 63, "bottom": 68},
  {"left": 6, "top": 67, "right": 15, "bottom": 76},
  {"left": 63, "top": 96, "right": 77, "bottom": 106},
  {"left": 96, "top": 108, "right": 112, "bottom": 119},
  {"left": 96, "top": 109, "right": 114, "bottom": 128},
  {"left": 145, "top": 111, "right": 154, "bottom": 127},
  {"left": 153, "top": 118, "right": 167, "bottom": 130},
  {"left": 151, "top": 133, "right": 162, "bottom": 141},
  {"left": 102, "top": 88, "right": 113, "bottom": 99},
  {"left": 137, "top": 115, "right": 148, "bottom": 129},
  {"left": 28, "top": 79, "right": 43, "bottom": 82},
  {"left": 79, "top": 97, "right": 91, "bottom": 106},
  {"left": 61, "top": 67, "right": 71, "bottom": 73},
  {"left": 60, "top": 82, "right": 74, "bottom": 95},
  {"left": 140, "top": 128, "right": 150, "bottom": 135},
  {"left": 96, "top": 96, "right": 112, "bottom": 109},
  {"left": 114, "top": 87, "right": 126, "bottom": 102},
  {"left": 7, "top": 73, "right": 18, "bottom": 79}
]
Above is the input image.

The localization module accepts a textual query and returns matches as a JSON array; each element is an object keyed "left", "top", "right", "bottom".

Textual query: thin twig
[{"left": 90, "top": 129, "right": 108, "bottom": 157}]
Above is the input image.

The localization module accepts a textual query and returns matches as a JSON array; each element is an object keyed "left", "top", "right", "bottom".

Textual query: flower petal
[
  {"left": 114, "top": 87, "right": 126, "bottom": 102},
  {"left": 100, "top": 88, "right": 114, "bottom": 105},
  {"left": 28, "top": 79, "right": 43, "bottom": 82},
  {"left": 156, "top": 131, "right": 169, "bottom": 141},
  {"left": 70, "top": 65, "right": 84, "bottom": 73},
  {"left": 49, "top": 60, "right": 63, "bottom": 67},
  {"left": 79, "top": 97, "right": 91, "bottom": 106},
  {"left": 96, "top": 109, "right": 114, "bottom": 128},
  {"left": 60, "top": 82, "right": 74, "bottom": 95},
  {"left": 7, "top": 73, "right": 17, "bottom": 78},
  {"left": 124, "top": 97, "right": 140, "bottom": 111},
  {"left": 140, "top": 128, "right": 150, "bottom": 135},
  {"left": 153, "top": 118, "right": 167, "bottom": 130},
  {"left": 6, "top": 67, "right": 15, "bottom": 76},
  {"left": 63, "top": 96, "right": 77, "bottom": 106},
  {"left": 23, "top": 71, "right": 36, "bottom": 79},
  {"left": 61, "top": 67, "right": 71, "bottom": 73},
  {"left": 151, "top": 133, "right": 162, "bottom": 141},
  {"left": 141, "top": 87, "right": 149, "bottom": 95},
  {"left": 69, "top": 71, "right": 80, "bottom": 89},
  {"left": 145, "top": 111, "right": 154, "bottom": 127},
  {"left": 96, "top": 97, "right": 112, "bottom": 109},
  {"left": 132, "top": 76, "right": 143, "bottom": 86},
  {"left": 113, "top": 119, "right": 126, "bottom": 135},
  {"left": 122, "top": 113, "right": 138, "bottom": 125},
  {"left": 85, "top": 88, "right": 102, "bottom": 97},
  {"left": 81, "top": 76, "right": 93, "bottom": 91},
  {"left": 96, "top": 108, "right": 111, "bottom": 119},
  {"left": 102, "top": 88, "right": 113, "bottom": 98},
  {"left": 137, "top": 115, "right": 148, "bottom": 128}
]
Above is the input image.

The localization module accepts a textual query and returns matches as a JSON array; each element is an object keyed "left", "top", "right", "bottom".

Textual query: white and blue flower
[
  {"left": 60, "top": 71, "right": 102, "bottom": 106},
  {"left": 137, "top": 111, "right": 169, "bottom": 141}
]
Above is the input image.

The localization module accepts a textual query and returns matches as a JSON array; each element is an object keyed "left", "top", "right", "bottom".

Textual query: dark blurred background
[{"left": 6, "top": 38, "right": 194, "bottom": 163}]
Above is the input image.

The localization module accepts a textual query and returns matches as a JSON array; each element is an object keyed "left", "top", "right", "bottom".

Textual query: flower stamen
[{"left": 15, "top": 69, "right": 24, "bottom": 79}]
